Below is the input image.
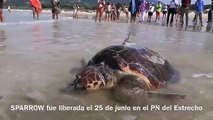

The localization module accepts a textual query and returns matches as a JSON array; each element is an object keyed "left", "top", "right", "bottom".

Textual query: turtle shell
[{"left": 87, "top": 45, "right": 178, "bottom": 89}]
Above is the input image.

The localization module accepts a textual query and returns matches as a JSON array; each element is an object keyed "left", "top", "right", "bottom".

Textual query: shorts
[
  {"left": 163, "top": 11, "right": 167, "bottom": 14},
  {"left": 148, "top": 12, "right": 153, "bottom": 16},
  {"left": 106, "top": 11, "right": 112, "bottom": 14},
  {"left": 156, "top": 11, "right": 160, "bottom": 16}
]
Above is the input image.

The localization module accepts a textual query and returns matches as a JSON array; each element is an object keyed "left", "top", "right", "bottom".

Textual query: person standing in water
[
  {"left": 180, "top": 0, "right": 191, "bottom": 27},
  {"left": 123, "top": 5, "right": 129, "bottom": 21},
  {"left": 167, "top": 0, "right": 178, "bottom": 26},
  {"left": 30, "top": 0, "right": 42, "bottom": 20},
  {"left": 73, "top": 3, "right": 79, "bottom": 19},
  {"left": 0, "top": 0, "right": 6, "bottom": 22},
  {"left": 115, "top": 3, "right": 121, "bottom": 21},
  {"left": 129, "top": 0, "right": 139, "bottom": 23},
  {"left": 154, "top": 1, "right": 162, "bottom": 22},
  {"left": 193, "top": 0, "right": 204, "bottom": 26},
  {"left": 111, "top": 2, "right": 117, "bottom": 21},
  {"left": 139, "top": 0, "right": 147, "bottom": 23},
  {"left": 51, "top": 0, "right": 60, "bottom": 20},
  {"left": 162, "top": 3, "right": 168, "bottom": 20},
  {"left": 105, "top": 2, "right": 112, "bottom": 22},
  {"left": 95, "top": 0, "right": 106, "bottom": 22},
  {"left": 147, "top": 3, "right": 155, "bottom": 23}
]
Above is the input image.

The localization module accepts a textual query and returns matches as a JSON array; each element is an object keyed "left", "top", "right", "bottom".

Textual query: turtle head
[{"left": 68, "top": 63, "right": 117, "bottom": 90}]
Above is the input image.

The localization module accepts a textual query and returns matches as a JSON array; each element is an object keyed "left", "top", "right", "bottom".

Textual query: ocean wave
[
  {"left": 0, "top": 20, "right": 54, "bottom": 26},
  {"left": 0, "top": 17, "right": 72, "bottom": 26},
  {"left": 192, "top": 73, "right": 213, "bottom": 79}
]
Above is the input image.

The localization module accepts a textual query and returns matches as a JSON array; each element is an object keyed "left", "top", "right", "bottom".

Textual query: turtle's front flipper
[{"left": 145, "top": 91, "right": 186, "bottom": 99}]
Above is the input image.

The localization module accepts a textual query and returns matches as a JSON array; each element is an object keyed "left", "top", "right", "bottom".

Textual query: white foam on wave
[
  {"left": 192, "top": 73, "right": 213, "bottom": 79},
  {"left": 0, "top": 17, "right": 72, "bottom": 26},
  {"left": 0, "top": 19, "right": 54, "bottom": 26}
]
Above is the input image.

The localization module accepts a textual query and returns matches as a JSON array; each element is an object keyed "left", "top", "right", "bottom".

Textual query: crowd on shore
[
  {"left": 95, "top": 0, "right": 213, "bottom": 31},
  {"left": 0, "top": 0, "right": 213, "bottom": 32},
  {"left": 0, "top": 0, "right": 80, "bottom": 21}
]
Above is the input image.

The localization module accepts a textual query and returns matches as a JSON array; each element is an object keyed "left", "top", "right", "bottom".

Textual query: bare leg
[
  {"left": 194, "top": 12, "right": 198, "bottom": 25},
  {"left": 99, "top": 9, "right": 103, "bottom": 22},
  {"left": 0, "top": 10, "right": 3, "bottom": 22},
  {"left": 36, "top": 9, "right": 39, "bottom": 20},
  {"left": 95, "top": 8, "right": 99, "bottom": 22},
  {"left": 167, "top": 10, "right": 171, "bottom": 25},
  {"left": 104, "top": 12, "right": 107, "bottom": 21},
  {"left": 56, "top": 14, "right": 58, "bottom": 20},
  {"left": 199, "top": 12, "right": 203, "bottom": 26},
  {"left": 185, "top": 8, "right": 189, "bottom": 26},
  {"left": 52, "top": 13, "right": 55, "bottom": 19},
  {"left": 180, "top": 8, "right": 184, "bottom": 25},
  {"left": 76, "top": 13, "right": 78, "bottom": 19},
  {"left": 32, "top": 8, "right": 36, "bottom": 19}
]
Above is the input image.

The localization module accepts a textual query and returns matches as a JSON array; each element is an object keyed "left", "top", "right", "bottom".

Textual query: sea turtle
[{"left": 68, "top": 36, "right": 185, "bottom": 100}]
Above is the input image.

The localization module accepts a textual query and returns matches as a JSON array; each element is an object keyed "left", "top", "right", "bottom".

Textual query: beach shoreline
[{"left": 7, "top": 8, "right": 208, "bottom": 22}]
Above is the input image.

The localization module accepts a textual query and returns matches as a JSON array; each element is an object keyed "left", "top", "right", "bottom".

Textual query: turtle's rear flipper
[{"left": 146, "top": 91, "right": 186, "bottom": 99}]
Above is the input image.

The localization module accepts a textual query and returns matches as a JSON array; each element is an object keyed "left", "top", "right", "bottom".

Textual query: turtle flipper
[
  {"left": 111, "top": 74, "right": 185, "bottom": 104},
  {"left": 110, "top": 74, "right": 151, "bottom": 103},
  {"left": 145, "top": 91, "right": 186, "bottom": 99}
]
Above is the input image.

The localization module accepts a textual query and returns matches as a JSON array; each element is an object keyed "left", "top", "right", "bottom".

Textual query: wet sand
[{"left": 0, "top": 10, "right": 213, "bottom": 120}]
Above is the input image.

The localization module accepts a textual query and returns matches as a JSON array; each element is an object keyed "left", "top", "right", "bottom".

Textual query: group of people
[
  {"left": 31, "top": 0, "right": 79, "bottom": 20},
  {"left": 0, "top": 0, "right": 79, "bottom": 22},
  {"left": 95, "top": 0, "right": 127, "bottom": 22},
  {"left": 1, "top": 0, "right": 213, "bottom": 32},
  {"left": 95, "top": 0, "right": 213, "bottom": 32},
  {"left": 128, "top": 0, "right": 199, "bottom": 27},
  {"left": 31, "top": 0, "right": 61, "bottom": 20},
  {"left": 95, "top": 0, "right": 183, "bottom": 24}
]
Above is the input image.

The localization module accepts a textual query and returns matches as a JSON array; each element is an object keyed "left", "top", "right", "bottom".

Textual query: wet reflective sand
[{"left": 0, "top": 11, "right": 213, "bottom": 120}]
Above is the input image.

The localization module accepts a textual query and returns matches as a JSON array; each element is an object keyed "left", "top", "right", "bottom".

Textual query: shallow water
[{"left": 0, "top": 10, "right": 213, "bottom": 120}]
